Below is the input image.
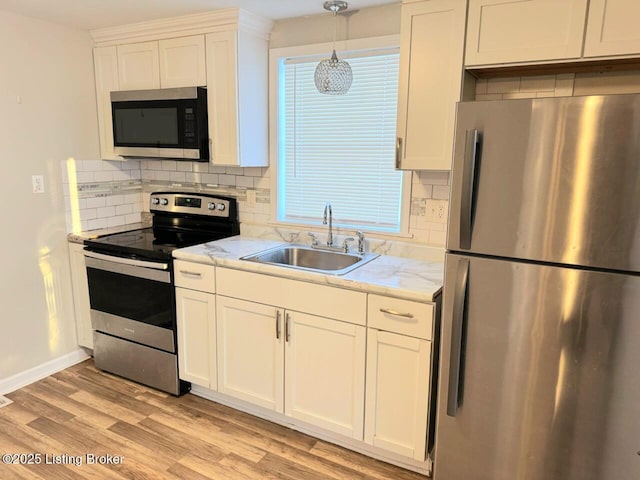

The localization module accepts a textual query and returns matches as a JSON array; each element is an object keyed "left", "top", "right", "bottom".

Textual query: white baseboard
[{"left": 0, "top": 349, "right": 90, "bottom": 395}]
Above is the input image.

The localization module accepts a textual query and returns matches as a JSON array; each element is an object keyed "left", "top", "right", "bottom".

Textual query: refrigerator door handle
[
  {"left": 447, "top": 257, "right": 470, "bottom": 417},
  {"left": 460, "top": 129, "right": 480, "bottom": 249}
]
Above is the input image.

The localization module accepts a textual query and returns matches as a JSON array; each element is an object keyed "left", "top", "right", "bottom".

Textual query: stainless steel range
[{"left": 83, "top": 192, "right": 239, "bottom": 395}]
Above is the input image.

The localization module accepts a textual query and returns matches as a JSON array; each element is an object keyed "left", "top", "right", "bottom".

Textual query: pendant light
[{"left": 314, "top": 1, "right": 353, "bottom": 95}]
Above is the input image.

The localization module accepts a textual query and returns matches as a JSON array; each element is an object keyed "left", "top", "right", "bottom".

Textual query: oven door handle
[{"left": 83, "top": 249, "right": 169, "bottom": 271}]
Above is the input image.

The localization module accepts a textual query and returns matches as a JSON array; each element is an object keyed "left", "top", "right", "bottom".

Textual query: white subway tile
[
  {"left": 475, "top": 78, "right": 488, "bottom": 95},
  {"left": 94, "top": 171, "right": 114, "bottom": 182},
  {"left": 85, "top": 197, "right": 106, "bottom": 209},
  {"left": 177, "top": 162, "right": 193, "bottom": 172},
  {"left": 520, "top": 75, "right": 556, "bottom": 92},
  {"left": 170, "top": 171, "right": 186, "bottom": 182},
  {"left": 503, "top": 92, "right": 537, "bottom": 100},
  {"left": 115, "top": 204, "right": 134, "bottom": 216},
  {"left": 475, "top": 93, "right": 504, "bottom": 101},
  {"left": 124, "top": 193, "right": 142, "bottom": 204},
  {"left": 236, "top": 176, "right": 254, "bottom": 188},
  {"left": 106, "top": 195, "right": 124, "bottom": 206},
  {"left": 432, "top": 185, "right": 450, "bottom": 200},
  {"left": 76, "top": 171, "right": 95, "bottom": 183},
  {"left": 100, "top": 161, "right": 119, "bottom": 172},
  {"left": 239, "top": 212, "right": 255, "bottom": 224},
  {"left": 486, "top": 77, "right": 520, "bottom": 94},
  {"left": 155, "top": 171, "right": 171, "bottom": 181},
  {"left": 209, "top": 165, "right": 227, "bottom": 174},
  {"left": 161, "top": 160, "right": 177, "bottom": 171},
  {"left": 261, "top": 168, "right": 271, "bottom": 178},
  {"left": 80, "top": 220, "right": 89, "bottom": 231},
  {"left": 125, "top": 212, "right": 142, "bottom": 224},
  {"left": 244, "top": 168, "right": 263, "bottom": 177},
  {"left": 412, "top": 182, "right": 433, "bottom": 199},
  {"left": 141, "top": 170, "right": 155, "bottom": 180},
  {"left": 88, "top": 218, "right": 108, "bottom": 230},
  {"left": 226, "top": 167, "right": 244, "bottom": 175},
  {"left": 97, "top": 206, "right": 116, "bottom": 217},
  {"left": 202, "top": 173, "right": 218, "bottom": 184},
  {"left": 555, "top": 73, "right": 575, "bottom": 96},
  {"left": 107, "top": 216, "right": 126, "bottom": 227},
  {"left": 218, "top": 174, "right": 236, "bottom": 186},
  {"left": 254, "top": 176, "right": 271, "bottom": 189},
  {"left": 419, "top": 171, "right": 449, "bottom": 185},
  {"left": 129, "top": 170, "right": 141, "bottom": 180},
  {"left": 112, "top": 170, "right": 130, "bottom": 181},
  {"left": 77, "top": 160, "right": 104, "bottom": 172},
  {"left": 193, "top": 163, "right": 209, "bottom": 173}
]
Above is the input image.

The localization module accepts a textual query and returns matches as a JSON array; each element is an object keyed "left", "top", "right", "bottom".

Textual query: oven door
[{"left": 84, "top": 250, "right": 175, "bottom": 353}]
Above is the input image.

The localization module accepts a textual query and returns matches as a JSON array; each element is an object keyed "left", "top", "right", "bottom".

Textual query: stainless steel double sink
[{"left": 241, "top": 244, "right": 379, "bottom": 275}]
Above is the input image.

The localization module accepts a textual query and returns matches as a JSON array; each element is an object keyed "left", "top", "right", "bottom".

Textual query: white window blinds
[{"left": 277, "top": 50, "right": 403, "bottom": 232}]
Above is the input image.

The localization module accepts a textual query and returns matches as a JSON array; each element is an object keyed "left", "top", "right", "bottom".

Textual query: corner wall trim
[{"left": 0, "top": 349, "right": 90, "bottom": 395}]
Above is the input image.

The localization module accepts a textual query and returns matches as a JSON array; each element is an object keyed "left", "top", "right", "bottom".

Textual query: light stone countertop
[
  {"left": 173, "top": 235, "right": 444, "bottom": 303},
  {"left": 67, "top": 222, "right": 150, "bottom": 244}
]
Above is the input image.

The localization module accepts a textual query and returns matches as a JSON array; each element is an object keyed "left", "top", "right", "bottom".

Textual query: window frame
[{"left": 268, "top": 35, "right": 412, "bottom": 237}]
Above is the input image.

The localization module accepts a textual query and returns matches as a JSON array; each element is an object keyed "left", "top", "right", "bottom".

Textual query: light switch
[{"left": 32, "top": 175, "right": 45, "bottom": 194}]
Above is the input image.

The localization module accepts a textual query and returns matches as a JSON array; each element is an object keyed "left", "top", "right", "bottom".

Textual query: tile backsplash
[{"left": 63, "top": 158, "right": 450, "bottom": 249}]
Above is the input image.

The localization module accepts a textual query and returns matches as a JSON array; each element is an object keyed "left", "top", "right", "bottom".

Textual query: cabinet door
[
  {"left": 175, "top": 287, "right": 216, "bottom": 389},
  {"left": 465, "top": 0, "right": 588, "bottom": 65},
  {"left": 159, "top": 35, "right": 207, "bottom": 88},
  {"left": 584, "top": 0, "right": 640, "bottom": 58},
  {"left": 117, "top": 41, "right": 160, "bottom": 90},
  {"left": 216, "top": 296, "right": 284, "bottom": 412},
  {"left": 285, "top": 312, "right": 366, "bottom": 439},
  {"left": 93, "top": 46, "right": 122, "bottom": 161},
  {"left": 205, "top": 31, "right": 239, "bottom": 166},
  {"left": 365, "top": 329, "right": 431, "bottom": 461},
  {"left": 396, "top": 0, "right": 466, "bottom": 171},
  {"left": 68, "top": 243, "right": 93, "bottom": 349}
]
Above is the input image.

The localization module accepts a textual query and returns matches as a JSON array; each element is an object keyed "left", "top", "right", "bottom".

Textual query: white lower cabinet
[
  {"left": 216, "top": 294, "right": 366, "bottom": 439},
  {"left": 365, "top": 329, "right": 431, "bottom": 461},
  {"left": 174, "top": 261, "right": 217, "bottom": 389},
  {"left": 175, "top": 287, "right": 216, "bottom": 389},
  {"left": 285, "top": 311, "right": 366, "bottom": 439},
  {"left": 216, "top": 296, "right": 284, "bottom": 411}
]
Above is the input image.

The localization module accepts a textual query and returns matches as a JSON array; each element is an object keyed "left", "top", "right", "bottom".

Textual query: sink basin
[{"left": 241, "top": 244, "right": 379, "bottom": 275}]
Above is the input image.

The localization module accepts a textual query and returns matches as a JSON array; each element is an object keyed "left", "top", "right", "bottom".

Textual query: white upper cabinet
[
  {"left": 465, "top": 0, "right": 587, "bottom": 66},
  {"left": 117, "top": 41, "right": 160, "bottom": 90},
  {"left": 396, "top": 0, "right": 467, "bottom": 171},
  {"left": 205, "top": 30, "right": 268, "bottom": 167},
  {"left": 93, "top": 46, "right": 121, "bottom": 161},
  {"left": 465, "top": 0, "right": 589, "bottom": 66},
  {"left": 584, "top": 0, "right": 640, "bottom": 58},
  {"left": 159, "top": 35, "right": 207, "bottom": 87}
]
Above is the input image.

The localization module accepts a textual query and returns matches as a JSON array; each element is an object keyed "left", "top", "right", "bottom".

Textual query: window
[{"left": 273, "top": 44, "right": 407, "bottom": 234}]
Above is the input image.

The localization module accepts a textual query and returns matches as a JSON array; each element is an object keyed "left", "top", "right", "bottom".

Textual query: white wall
[{"left": 0, "top": 10, "right": 99, "bottom": 379}]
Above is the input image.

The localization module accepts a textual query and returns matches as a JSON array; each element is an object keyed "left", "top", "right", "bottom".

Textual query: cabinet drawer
[
  {"left": 174, "top": 260, "right": 215, "bottom": 293},
  {"left": 368, "top": 295, "right": 434, "bottom": 340},
  {"left": 217, "top": 268, "right": 366, "bottom": 326}
]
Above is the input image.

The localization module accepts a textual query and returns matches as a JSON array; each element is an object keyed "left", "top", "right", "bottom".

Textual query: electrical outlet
[{"left": 32, "top": 175, "right": 45, "bottom": 194}]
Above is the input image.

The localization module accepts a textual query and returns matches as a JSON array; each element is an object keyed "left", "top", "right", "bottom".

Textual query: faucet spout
[{"left": 323, "top": 203, "right": 333, "bottom": 246}]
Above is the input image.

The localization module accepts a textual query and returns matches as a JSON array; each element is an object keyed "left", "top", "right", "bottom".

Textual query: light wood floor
[{"left": 0, "top": 360, "right": 427, "bottom": 479}]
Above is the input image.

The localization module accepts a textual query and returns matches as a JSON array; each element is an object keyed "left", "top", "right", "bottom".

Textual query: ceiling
[{"left": 0, "top": 0, "right": 397, "bottom": 31}]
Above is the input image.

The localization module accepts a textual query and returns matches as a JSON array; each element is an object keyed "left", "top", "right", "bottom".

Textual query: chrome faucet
[{"left": 323, "top": 203, "right": 333, "bottom": 246}]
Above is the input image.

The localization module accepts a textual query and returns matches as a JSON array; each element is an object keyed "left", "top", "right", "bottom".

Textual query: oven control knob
[
  {"left": 151, "top": 197, "right": 160, "bottom": 205},
  {"left": 207, "top": 202, "right": 215, "bottom": 210},
  {"left": 160, "top": 198, "right": 169, "bottom": 206},
  {"left": 216, "top": 203, "right": 226, "bottom": 211}
]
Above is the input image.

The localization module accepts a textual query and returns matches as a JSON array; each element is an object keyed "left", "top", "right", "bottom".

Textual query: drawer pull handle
[
  {"left": 179, "top": 270, "right": 202, "bottom": 277},
  {"left": 379, "top": 308, "right": 414, "bottom": 319}
]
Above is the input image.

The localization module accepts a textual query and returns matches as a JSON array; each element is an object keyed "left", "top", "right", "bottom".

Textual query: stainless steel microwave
[{"left": 111, "top": 87, "right": 209, "bottom": 161}]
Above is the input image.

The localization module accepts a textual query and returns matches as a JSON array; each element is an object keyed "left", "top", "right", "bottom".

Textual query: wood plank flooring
[{"left": 0, "top": 360, "right": 427, "bottom": 479}]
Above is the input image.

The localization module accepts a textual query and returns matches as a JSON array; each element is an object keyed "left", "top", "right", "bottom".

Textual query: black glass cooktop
[{"left": 84, "top": 227, "right": 226, "bottom": 261}]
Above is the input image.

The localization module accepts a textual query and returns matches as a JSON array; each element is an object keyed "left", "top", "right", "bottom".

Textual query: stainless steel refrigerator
[{"left": 435, "top": 94, "right": 640, "bottom": 480}]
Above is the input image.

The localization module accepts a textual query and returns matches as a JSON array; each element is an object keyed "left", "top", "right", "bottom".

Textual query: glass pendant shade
[
  {"left": 315, "top": 1, "right": 352, "bottom": 95},
  {"left": 314, "top": 50, "right": 353, "bottom": 95}
]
